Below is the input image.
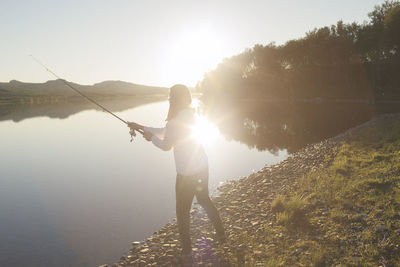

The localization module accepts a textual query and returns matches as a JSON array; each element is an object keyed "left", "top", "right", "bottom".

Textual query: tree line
[{"left": 197, "top": 0, "right": 400, "bottom": 103}]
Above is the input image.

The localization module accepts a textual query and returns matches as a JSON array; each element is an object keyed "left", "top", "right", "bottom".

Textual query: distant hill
[
  {"left": 0, "top": 79, "right": 169, "bottom": 105},
  {"left": 91, "top": 80, "right": 168, "bottom": 96}
]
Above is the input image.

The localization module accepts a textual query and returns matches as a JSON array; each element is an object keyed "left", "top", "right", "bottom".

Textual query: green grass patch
[
  {"left": 221, "top": 116, "right": 400, "bottom": 266},
  {"left": 274, "top": 196, "right": 309, "bottom": 230}
]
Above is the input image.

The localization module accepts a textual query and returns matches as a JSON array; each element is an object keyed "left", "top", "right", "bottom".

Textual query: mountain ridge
[{"left": 0, "top": 79, "right": 169, "bottom": 98}]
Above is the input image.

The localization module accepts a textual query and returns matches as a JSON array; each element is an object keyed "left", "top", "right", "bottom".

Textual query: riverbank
[{"left": 107, "top": 113, "right": 400, "bottom": 266}]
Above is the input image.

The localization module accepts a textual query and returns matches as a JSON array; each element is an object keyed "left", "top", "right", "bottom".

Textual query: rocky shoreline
[{"left": 102, "top": 114, "right": 399, "bottom": 267}]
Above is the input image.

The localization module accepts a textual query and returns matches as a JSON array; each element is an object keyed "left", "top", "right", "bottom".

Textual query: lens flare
[{"left": 191, "top": 115, "right": 220, "bottom": 145}]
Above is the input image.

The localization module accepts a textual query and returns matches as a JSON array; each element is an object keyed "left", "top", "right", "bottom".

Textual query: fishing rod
[{"left": 30, "top": 55, "right": 144, "bottom": 141}]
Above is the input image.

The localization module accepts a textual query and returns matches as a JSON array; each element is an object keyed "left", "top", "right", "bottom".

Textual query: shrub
[
  {"left": 274, "top": 196, "right": 309, "bottom": 230},
  {"left": 271, "top": 195, "right": 285, "bottom": 213}
]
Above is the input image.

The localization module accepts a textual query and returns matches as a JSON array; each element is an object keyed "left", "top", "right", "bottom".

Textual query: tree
[
  {"left": 384, "top": 3, "right": 400, "bottom": 52},
  {"left": 198, "top": 0, "right": 400, "bottom": 103}
]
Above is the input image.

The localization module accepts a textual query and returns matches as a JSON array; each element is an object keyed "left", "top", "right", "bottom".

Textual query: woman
[{"left": 128, "top": 84, "right": 225, "bottom": 260}]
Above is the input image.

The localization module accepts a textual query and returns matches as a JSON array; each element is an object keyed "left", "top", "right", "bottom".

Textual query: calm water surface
[{"left": 0, "top": 99, "right": 287, "bottom": 266}]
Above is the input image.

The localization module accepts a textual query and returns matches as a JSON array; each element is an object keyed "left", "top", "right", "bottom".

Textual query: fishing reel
[
  {"left": 128, "top": 125, "right": 145, "bottom": 142},
  {"left": 129, "top": 128, "right": 137, "bottom": 142},
  {"left": 127, "top": 122, "right": 145, "bottom": 142}
]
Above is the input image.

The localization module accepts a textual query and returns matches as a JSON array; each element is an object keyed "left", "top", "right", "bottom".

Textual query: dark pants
[{"left": 176, "top": 169, "right": 225, "bottom": 253}]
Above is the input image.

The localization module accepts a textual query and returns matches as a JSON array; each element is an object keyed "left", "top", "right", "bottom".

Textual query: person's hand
[
  {"left": 143, "top": 131, "right": 153, "bottom": 141},
  {"left": 127, "top": 121, "right": 143, "bottom": 130}
]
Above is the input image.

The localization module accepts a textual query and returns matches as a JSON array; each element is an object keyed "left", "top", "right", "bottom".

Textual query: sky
[{"left": 0, "top": 0, "right": 387, "bottom": 87}]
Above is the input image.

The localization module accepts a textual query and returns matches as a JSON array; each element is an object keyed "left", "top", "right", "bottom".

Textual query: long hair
[{"left": 166, "top": 84, "right": 192, "bottom": 121}]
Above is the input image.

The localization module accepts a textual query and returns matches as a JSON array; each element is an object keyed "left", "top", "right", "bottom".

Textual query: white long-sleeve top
[{"left": 143, "top": 108, "right": 208, "bottom": 176}]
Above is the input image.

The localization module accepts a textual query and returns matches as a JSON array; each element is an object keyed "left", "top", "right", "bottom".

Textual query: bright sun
[
  {"left": 164, "top": 24, "right": 230, "bottom": 86},
  {"left": 192, "top": 115, "right": 220, "bottom": 145}
]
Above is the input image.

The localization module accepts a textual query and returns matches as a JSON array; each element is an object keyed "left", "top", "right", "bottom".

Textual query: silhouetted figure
[{"left": 128, "top": 84, "right": 225, "bottom": 263}]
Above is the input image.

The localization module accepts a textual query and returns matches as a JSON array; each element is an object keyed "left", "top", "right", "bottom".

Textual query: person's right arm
[
  {"left": 143, "top": 126, "right": 165, "bottom": 138},
  {"left": 150, "top": 120, "right": 177, "bottom": 151}
]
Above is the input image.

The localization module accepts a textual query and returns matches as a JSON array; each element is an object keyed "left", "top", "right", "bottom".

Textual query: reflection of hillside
[
  {"left": 203, "top": 100, "right": 399, "bottom": 153},
  {"left": 0, "top": 95, "right": 166, "bottom": 122}
]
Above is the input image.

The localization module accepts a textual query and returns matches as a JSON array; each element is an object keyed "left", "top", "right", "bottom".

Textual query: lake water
[{"left": 0, "top": 98, "right": 287, "bottom": 267}]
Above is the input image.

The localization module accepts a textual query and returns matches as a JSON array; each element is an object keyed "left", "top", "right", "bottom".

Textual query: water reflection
[
  {"left": 2, "top": 96, "right": 391, "bottom": 155},
  {"left": 200, "top": 99, "right": 399, "bottom": 153},
  {"left": 0, "top": 95, "right": 166, "bottom": 122}
]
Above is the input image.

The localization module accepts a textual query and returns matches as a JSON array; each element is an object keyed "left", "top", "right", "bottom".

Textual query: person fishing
[
  {"left": 31, "top": 56, "right": 224, "bottom": 264},
  {"left": 128, "top": 84, "right": 226, "bottom": 261}
]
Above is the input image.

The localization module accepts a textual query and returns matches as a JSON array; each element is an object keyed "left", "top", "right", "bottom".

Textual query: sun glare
[
  {"left": 192, "top": 115, "right": 220, "bottom": 145},
  {"left": 163, "top": 24, "right": 230, "bottom": 86}
]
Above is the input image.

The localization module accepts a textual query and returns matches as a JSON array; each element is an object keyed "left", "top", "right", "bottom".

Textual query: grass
[
  {"left": 220, "top": 115, "right": 400, "bottom": 266},
  {"left": 273, "top": 196, "right": 308, "bottom": 230}
]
